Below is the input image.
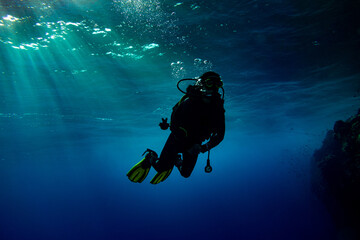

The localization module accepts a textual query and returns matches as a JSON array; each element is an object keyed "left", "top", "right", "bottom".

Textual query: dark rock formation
[{"left": 311, "top": 109, "right": 360, "bottom": 239}]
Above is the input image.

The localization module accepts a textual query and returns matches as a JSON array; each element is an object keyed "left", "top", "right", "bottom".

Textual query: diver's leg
[
  {"left": 152, "top": 133, "right": 181, "bottom": 172},
  {"left": 179, "top": 148, "right": 199, "bottom": 178}
]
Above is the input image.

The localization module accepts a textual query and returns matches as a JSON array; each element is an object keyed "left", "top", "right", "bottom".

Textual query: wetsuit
[{"left": 153, "top": 90, "right": 225, "bottom": 177}]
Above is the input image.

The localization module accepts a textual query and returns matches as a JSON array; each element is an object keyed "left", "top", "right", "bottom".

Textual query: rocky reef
[{"left": 311, "top": 109, "right": 360, "bottom": 239}]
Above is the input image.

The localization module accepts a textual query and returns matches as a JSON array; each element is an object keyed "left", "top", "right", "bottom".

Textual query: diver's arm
[
  {"left": 207, "top": 125, "right": 225, "bottom": 150},
  {"left": 202, "top": 111, "right": 225, "bottom": 152}
]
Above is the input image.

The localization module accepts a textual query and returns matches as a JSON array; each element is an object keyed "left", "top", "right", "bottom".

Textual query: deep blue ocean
[{"left": 1, "top": 0, "right": 359, "bottom": 239}]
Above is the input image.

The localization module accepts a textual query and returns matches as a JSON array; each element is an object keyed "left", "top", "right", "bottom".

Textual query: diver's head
[{"left": 196, "top": 71, "right": 223, "bottom": 96}]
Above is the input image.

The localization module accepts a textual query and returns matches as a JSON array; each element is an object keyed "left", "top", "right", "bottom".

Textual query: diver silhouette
[{"left": 127, "top": 71, "right": 225, "bottom": 184}]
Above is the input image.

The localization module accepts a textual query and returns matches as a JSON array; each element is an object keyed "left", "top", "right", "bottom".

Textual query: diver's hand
[
  {"left": 200, "top": 143, "right": 210, "bottom": 153},
  {"left": 188, "top": 144, "right": 201, "bottom": 156},
  {"left": 159, "top": 118, "right": 169, "bottom": 130}
]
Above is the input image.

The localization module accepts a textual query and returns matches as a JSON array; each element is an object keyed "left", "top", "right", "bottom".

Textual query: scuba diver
[{"left": 127, "top": 71, "right": 225, "bottom": 184}]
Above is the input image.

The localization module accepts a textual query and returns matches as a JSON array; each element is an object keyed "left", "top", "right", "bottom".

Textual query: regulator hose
[{"left": 177, "top": 78, "right": 225, "bottom": 100}]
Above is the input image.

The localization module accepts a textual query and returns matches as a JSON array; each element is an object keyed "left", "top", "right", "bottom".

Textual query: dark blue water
[{"left": 1, "top": 1, "right": 359, "bottom": 239}]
